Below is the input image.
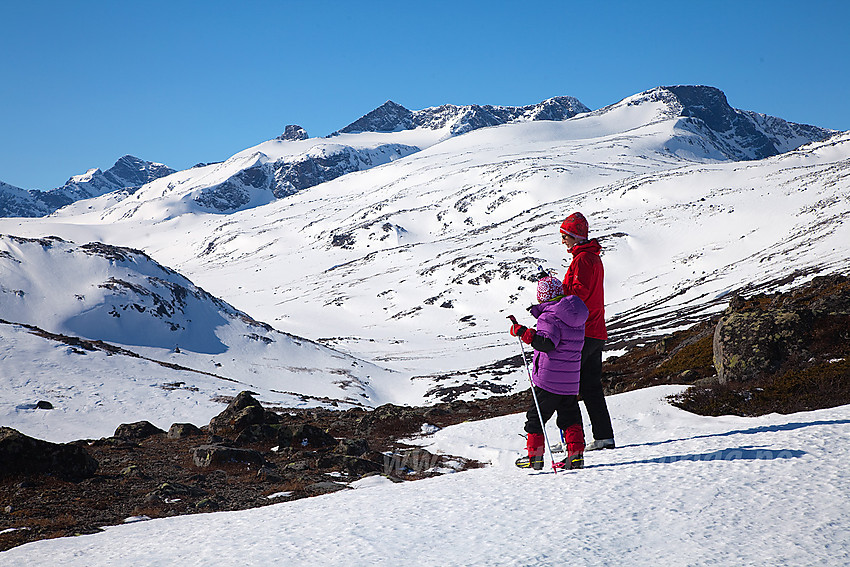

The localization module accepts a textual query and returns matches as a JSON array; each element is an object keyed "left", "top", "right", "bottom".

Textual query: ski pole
[{"left": 508, "top": 315, "right": 558, "bottom": 474}]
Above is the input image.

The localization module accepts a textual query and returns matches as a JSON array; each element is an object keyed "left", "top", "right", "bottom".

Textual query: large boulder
[
  {"left": 713, "top": 274, "right": 850, "bottom": 384},
  {"left": 713, "top": 307, "right": 812, "bottom": 384},
  {"left": 208, "top": 391, "right": 280, "bottom": 440},
  {"left": 0, "top": 427, "right": 98, "bottom": 480}
]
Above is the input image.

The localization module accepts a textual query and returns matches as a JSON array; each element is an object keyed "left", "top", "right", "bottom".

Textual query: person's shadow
[{"left": 586, "top": 418, "right": 850, "bottom": 469}]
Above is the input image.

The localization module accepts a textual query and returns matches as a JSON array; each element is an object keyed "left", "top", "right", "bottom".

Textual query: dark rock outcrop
[
  {"left": 278, "top": 124, "right": 309, "bottom": 141},
  {"left": 207, "top": 391, "right": 280, "bottom": 439},
  {"left": 0, "top": 427, "right": 98, "bottom": 480},
  {"left": 114, "top": 421, "right": 166, "bottom": 440},
  {"left": 191, "top": 445, "right": 266, "bottom": 468}
]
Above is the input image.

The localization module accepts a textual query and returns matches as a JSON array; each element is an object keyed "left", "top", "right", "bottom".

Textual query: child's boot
[
  {"left": 515, "top": 432, "right": 545, "bottom": 470},
  {"left": 556, "top": 424, "right": 585, "bottom": 470}
]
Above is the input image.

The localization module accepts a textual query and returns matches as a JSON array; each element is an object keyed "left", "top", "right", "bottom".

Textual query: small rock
[
  {"left": 35, "top": 400, "right": 54, "bottom": 410},
  {"left": 195, "top": 498, "right": 218, "bottom": 509},
  {"left": 120, "top": 465, "right": 147, "bottom": 478},
  {"left": 335, "top": 438, "right": 370, "bottom": 457},
  {"left": 256, "top": 467, "right": 282, "bottom": 482},
  {"left": 191, "top": 444, "right": 265, "bottom": 468},
  {"left": 306, "top": 481, "right": 349, "bottom": 494},
  {"left": 114, "top": 421, "right": 165, "bottom": 441},
  {"left": 167, "top": 423, "right": 202, "bottom": 439}
]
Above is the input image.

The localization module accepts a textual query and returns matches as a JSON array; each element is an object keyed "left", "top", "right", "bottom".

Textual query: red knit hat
[
  {"left": 560, "top": 212, "right": 588, "bottom": 240},
  {"left": 537, "top": 276, "right": 564, "bottom": 303}
]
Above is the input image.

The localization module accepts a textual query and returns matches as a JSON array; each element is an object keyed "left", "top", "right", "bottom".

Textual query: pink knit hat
[{"left": 537, "top": 276, "right": 564, "bottom": 303}]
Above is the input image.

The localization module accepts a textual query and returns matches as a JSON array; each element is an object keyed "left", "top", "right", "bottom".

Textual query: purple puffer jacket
[{"left": 529, "top": 295, "right": 589, "bottom": 396}]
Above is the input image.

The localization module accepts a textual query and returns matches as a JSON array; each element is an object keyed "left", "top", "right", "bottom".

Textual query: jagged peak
[
  {"left": 333, "top": 96, "right": 589, "bottom": 136},
  {"left": 277, "top": 124, "right": 309, "bottom": 141},
  {"left": 335, "top": 101, "right": 414, "bottom": 134}
]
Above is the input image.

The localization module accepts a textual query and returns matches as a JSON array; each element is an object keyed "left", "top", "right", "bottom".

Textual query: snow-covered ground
[{"left": 3, "top": 386, "right": 849, "bottom": 565}]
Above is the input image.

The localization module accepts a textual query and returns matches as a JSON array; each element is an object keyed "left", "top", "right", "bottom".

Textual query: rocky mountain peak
[
  {"left": 663, "top": 85, "right": 736, "bottom": 132},
  {"left": 277, "top": 125, "right": 309, "bottom": 141},
  {"left": 0, "top": 156, "right": 176, "bottom": 218},
  {"left": 336, "top": 101, "right": 414, "bottom": 134},
  {"left": 103, "top": 155, "right": 175, "bottom": 189}
]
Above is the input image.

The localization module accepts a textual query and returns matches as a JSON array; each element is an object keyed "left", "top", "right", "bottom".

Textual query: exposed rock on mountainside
[
  {"left": 334, "top": 96, "right": 591, "bottom": 136},
  {"left": 278, "top": 124, "right": 309, "bottom": 141},
  {"left": 0, "top": 155, "right": 175, "bottom": 218},
  {"left": 269, "top": 143, "right": 420, "bottom": 199}
]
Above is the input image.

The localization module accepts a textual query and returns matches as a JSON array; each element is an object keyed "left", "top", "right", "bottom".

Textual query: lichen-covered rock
[
  {"left": 167, "top": 423, "right": 203, "bottom": 439},
  {"left": 713, "top": 309, "right": 812, "bottom": 384},
  {"left": 713, "top": 274, "right": 850, "bottom": 385}
]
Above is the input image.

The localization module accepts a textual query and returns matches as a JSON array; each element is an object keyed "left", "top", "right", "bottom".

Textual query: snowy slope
[
  {"left": 1, "top": 89, "right": 847, "bottom": 406},
  {"left": 3, "top": 386, "right": 849, "bottom": 566},
  {"left": 0, "top": 235, "right": 414, "bottom": 442}
]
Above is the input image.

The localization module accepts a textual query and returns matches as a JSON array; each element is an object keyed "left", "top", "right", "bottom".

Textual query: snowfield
[{"left": 3, "top": 386, "right": 849, "bottom": 566}]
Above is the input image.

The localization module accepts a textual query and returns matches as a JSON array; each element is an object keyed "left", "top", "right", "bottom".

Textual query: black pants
[
  {"left": 579, "top": 337, "right": 614, "bottom": 440},
  {"left": 524, "top": 387, "right": 582, "bottom": 435}
]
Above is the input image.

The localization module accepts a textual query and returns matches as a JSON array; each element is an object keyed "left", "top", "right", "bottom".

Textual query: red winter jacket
[{"left": 563, "top": 239, "right": 607, "bottom": 340}]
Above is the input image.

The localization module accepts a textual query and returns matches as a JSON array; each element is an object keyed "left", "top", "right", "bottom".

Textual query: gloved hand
[
  {"left": 510, "top": 324, "right": 527, "bottom": 337},
  {"left": 521, "top": 327, "right": 536, "bottom": 345}
]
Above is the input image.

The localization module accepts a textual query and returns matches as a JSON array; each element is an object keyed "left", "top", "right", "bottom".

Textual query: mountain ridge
[
  {"left": 1, "top": 87, "right": 835, "bottom": 220},
  {"left": 0, "top": 155, "right": 175, "bottom": 218},
  {"left": 332, "top": 96, "right": 591, "bottom": 136}
]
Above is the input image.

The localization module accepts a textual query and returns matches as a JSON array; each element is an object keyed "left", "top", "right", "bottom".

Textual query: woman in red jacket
[{"left": 560, "top": 212, "right": 615, "bottom": 450}]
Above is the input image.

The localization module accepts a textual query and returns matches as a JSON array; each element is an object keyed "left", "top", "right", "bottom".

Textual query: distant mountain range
[
  {"left": 3, "top": 87, "right": 833, "bottom": 219},
  {"left": 0, "top": 155, "right": 175, "bottom": 217}
]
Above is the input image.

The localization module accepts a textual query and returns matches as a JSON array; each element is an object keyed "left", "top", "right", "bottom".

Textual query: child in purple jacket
[{"left": 510, "top": 276, "right": 589, "bottom": 470}]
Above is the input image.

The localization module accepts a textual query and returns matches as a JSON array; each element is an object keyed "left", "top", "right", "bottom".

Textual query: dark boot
[
  {"left": 515, "top": 433, "right": 545, "bottom": 470},
  {"left": 556, "top": 424, "right": 585, "bottom": 470}
]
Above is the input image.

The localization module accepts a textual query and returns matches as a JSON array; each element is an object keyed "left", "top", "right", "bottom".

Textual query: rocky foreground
[{"left": 0, "top": 391, "right": 526, "bottom": 552}]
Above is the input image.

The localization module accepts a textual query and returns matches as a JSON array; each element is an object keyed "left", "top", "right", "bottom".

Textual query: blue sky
[{"left": 2, "top": 0, "right": 848, "bottom": 190}]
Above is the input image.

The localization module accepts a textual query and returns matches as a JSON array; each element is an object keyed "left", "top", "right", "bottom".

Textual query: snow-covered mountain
[
  {"left": 0, "top": 85, "right": 847, "bottom": 429},
  {"left": 54, "top": 97, "right": 594, "bottom": 219},
  {"left": 578, "top": 85, "right": 834, "bottom": 161},
  {"left": 0, "top": 234, "right": 411, "bottom": 440},
  {"left": 0, "top": 155, "right": 175, "bottom": 218}
]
